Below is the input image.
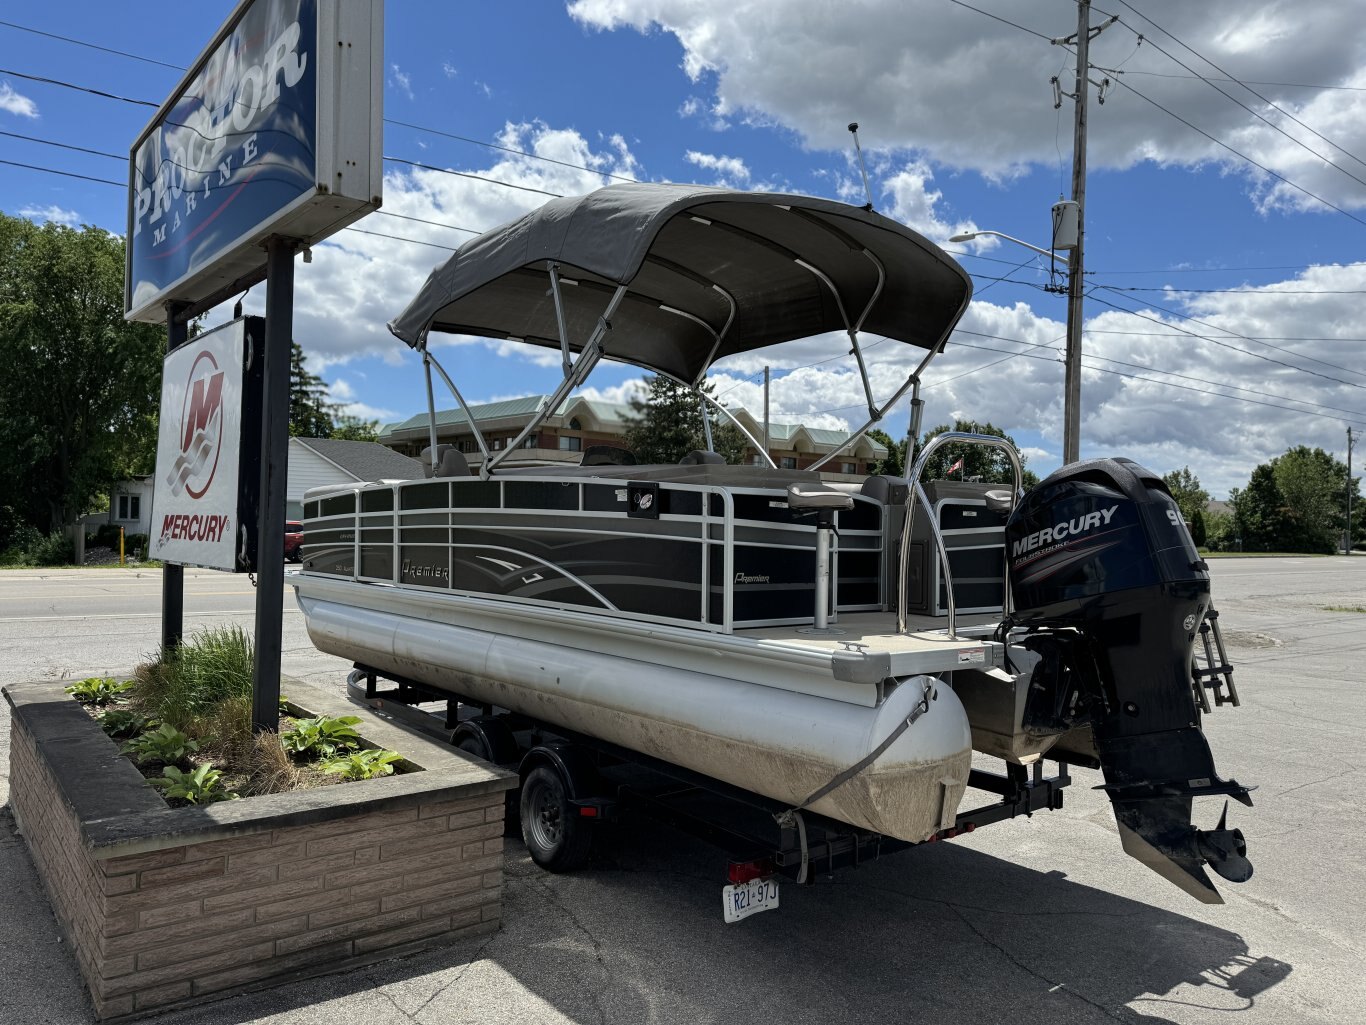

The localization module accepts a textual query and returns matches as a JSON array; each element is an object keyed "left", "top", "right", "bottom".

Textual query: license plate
[{"left": 722, "top": 877, "right": 780, "bottom": 923}]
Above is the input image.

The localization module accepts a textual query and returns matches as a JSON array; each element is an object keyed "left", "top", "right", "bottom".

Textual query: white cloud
[
  {"left": 569, "top": 0, "right": 1366, "bottom": 210},
  {"left": 684, "top": 150, "right": 749, "bottom": 187},
  {"left": 203, "top": 122, "right": 644, "bottom": 374},
  {"left": 441, "top": 62, "right": 458, "bottom": 79},
  {"left": 18, "top": 205, "right": 79, "bottom": 225},
  {"left": 390, "top": 64, "right": 414, "bottom": 100},
  {"left": 0, "top": 82, "right": 38, "bottom": 118}
]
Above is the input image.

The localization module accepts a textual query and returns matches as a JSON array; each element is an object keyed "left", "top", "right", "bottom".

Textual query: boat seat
[
  {"left": 419, "top": 444, "right": 471, "bottom": 478},
  {"left": 581, "top": 445, "right": 637, "bottom": 466},
  {"left": 860, "top": 474, "right": 910, "bottom": 506},
  {"left": 679, "top": 449, "right": 726, "bottom": 465},
  {"left": 786, "top": 484, "right": 855, "bottom": 511}
]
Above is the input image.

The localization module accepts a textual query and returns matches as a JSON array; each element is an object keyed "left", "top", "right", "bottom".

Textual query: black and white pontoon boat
[{"left": 292, "top": 183, "right": 1254, "bottom": 905}]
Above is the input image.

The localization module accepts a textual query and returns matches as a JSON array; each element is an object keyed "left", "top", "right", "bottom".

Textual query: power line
[
  {"left": 1111, "top": 0, "right": 1366, "bottom": 174},
  {"left": 943, "top": 0, "right": 1053, "bottom": 42},
  {"left": 1091, "top": 285, "right": 1366, "bottom": 381},
  {"left": 1088, "top": 291, "right": 1366, "bottom": 390},
  {"left": 0, "top": 129, "right": 121, "bottom": 161},
  {"left": 1120, "top": 70, "right": 1366, "bottom": 93},
  {"left": 385, "top": 118, "right": 639, "bottom": 184},
  {"left": 1113, "top": 75, "right": 1366, "bottom": 231},
  {"left": 0, "top": 158, "right": 121, "bottom": 187},
  {"left": 0, "top": 18, "right": 183, "bottom": 69},
  {"left": 0, "top": 66, "right": 156, "bottom": 107},
  {"left": 381, "top": 155, "right": 564, "bottom": 198}
]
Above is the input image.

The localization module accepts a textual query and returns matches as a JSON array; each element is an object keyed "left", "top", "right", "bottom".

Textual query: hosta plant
[
  {"left": 322, "top": 748, "right": 403, "bottom": 781},
  {"left": 150, "top": 763, "right": 238, "bottom": 804},
  {"left": 65, "top": 677, "right": 134, "bottom": 706},
  {"left": 99, "top": 709, "right": 150, "bottom": 739},
  {"left": 122, "top": 723, "right": 198, "bottom": 765},
  {"left": 282, "top": 715, "right": 363, "bottom": 760}
]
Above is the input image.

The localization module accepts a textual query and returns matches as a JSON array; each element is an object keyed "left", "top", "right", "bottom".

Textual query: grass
[
  {"left": 134, "top": 625, "right": 255, "bottom": 732},
  {"left": 1323, "top": 605, "right": 1366, "bottom": 614}
]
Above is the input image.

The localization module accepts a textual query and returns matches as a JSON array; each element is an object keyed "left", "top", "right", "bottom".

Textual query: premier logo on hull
[{"left": 1012, "top": 504, "right": 1119, "bottom": 558}]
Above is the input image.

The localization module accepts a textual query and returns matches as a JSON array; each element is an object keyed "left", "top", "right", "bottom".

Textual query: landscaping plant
[
  {"left": 322, "top": 748, "right": 404, "bottom": 781},
  {"left": 65, "top": 676, "right": 134, "bottom": 706},
  {"left": 150, "top": 764, "right": 238, "bottom": 804},
  {"left": 121, "top": 723, "right": 198, "bottom": 766},
  {"left": 282, "top": 715, "right": 363, "bottom": 759},
  {"left": 99, "top": 708, "right": 150, "bottom": 739}
]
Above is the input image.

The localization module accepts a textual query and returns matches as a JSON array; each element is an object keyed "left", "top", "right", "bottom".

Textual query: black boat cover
[{"left": 388, "top": 183, "right": 972, "bottom": 384}]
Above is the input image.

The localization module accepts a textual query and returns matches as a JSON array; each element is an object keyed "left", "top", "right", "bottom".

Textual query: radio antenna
[{"left": 847, "top": 122, "right": 874, "bottom": 211}]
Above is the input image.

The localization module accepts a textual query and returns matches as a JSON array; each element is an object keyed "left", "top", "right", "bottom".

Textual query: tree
[
  {"left": 289, "top": 342, "right": 337, "bottom": 437},
  {"left": 622, "top": 375, "right": 745, "bottom": 464},
  {"left": 330, "top": 416, "right": 380, "bottom": 442},
  {"left": 915, "top": 420, "right": 1039, "bottom": 488},
  {"left": 866, "top": 428, "right": 905, "bottom": 477},
  {"left": 1272, "top": 446, "right": 1344, "bottom": 554},
  {"left": 1229, "top": 464, "right": 1287, "bottom": 552},
  {"left": 1162, "top": 466, "right": 1211, "bottom": 525},
  {"left": 0, "top": 215, "right": 164, "bottom": 533}
]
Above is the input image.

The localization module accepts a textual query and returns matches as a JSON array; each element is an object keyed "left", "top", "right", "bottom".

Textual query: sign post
[
  {"left": 252, "top": 238, "right": 297, "bottom": 732},
  {"left": 130, "top": 0, "right": 382, "bottom": 736}
]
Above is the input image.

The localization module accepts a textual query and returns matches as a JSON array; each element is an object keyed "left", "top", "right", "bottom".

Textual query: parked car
[{"left": 284, "top": 520, "right": 303, "bottom": 562}]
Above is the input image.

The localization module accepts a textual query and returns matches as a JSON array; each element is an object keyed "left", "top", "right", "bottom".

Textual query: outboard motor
[{"left": 1005, "top": 457, "right": 1254, "bottom": 903}]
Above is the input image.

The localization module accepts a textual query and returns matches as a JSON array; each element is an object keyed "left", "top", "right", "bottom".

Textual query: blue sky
[{"left": 4, "top": 0, "right": 1365, "bottom": 496}]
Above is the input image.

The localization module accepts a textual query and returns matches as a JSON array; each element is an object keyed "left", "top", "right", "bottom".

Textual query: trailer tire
[{"left": 520, "top": 765, "right": 592, "bottom": 872}]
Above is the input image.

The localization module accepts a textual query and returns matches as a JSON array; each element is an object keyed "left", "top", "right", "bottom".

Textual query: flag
[{"left": 948, "top": 456, "right": 964, "bottom": 476}]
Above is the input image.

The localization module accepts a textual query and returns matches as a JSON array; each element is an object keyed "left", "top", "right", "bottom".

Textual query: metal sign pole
[
  {"left": 161, "top": 300, "right": 190, "bottom": 654},
  {"left": 252, "top": 237, "right": 297, "bottom": 733}
]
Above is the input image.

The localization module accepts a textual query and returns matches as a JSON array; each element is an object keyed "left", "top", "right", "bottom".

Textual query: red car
[{"left": 284, "top": 520, "right": 303, "bottom": 562}]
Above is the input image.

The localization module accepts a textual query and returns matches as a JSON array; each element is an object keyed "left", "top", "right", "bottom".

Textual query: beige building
[{"left": 378, "top": 395, "right": 890, "bottom": 478}]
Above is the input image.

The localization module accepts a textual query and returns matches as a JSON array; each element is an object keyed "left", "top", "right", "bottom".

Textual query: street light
[{"left": 948, "top": 228, "right": 1083, "bottom": 465}]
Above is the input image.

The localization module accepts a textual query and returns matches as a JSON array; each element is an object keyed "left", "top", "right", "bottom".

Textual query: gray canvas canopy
[{"left": 389, "top": 183, "right": 972, "bottom": 384}]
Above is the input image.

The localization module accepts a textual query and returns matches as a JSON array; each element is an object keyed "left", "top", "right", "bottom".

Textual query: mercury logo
[
  {"left": 1011, "top": 504, "right": 1119, "bottom": 558},
  {"left": 165, "top": 350, "right": 225, "bottom": 499}
]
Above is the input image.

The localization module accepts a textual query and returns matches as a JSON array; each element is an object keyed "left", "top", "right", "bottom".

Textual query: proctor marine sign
[
  {"left": 125, "top": 0, "right": 382, "bottom": 323},
  {"left": 150, "top": 318, "right": 265, "bottom": 571}
]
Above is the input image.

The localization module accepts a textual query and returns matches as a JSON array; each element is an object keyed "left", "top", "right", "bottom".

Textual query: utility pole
[
  {"left": 1348, "top": 426, "right": 1355, "bottom": 555},
  {"left": 1053, "top": 1, "right": 1115, "bottom": 465},
  {"left": 763, "top": 366, "right": 770, "bottom": 462}
]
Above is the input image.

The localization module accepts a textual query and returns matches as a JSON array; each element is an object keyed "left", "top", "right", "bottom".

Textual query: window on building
[
  {"left": 491, "top": 437, "right": 504, "bottom": 450},
  {"left": 559, "top": 436, "right": 582, "bottom": 452},
  {"left": 521, "top": 436, "right": 537, "bottom": 449},
  {"left": 568, "top": 417, "right": 582, "bottom": 430},
  {"left": 116, "top": 495, "right": 140, "bottom": 521},
  {"left": 840, "top": 462, "right": 857, "bottom": 475},
  {"left": 780, "top": 457, "right": 797, "bottom": 470},
  {"left": 457, "top": 439, "right": 478, "bottom": 453}
]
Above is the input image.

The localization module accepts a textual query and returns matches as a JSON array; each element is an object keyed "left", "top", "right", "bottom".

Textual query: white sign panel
[{"left": 150, "top": 319, "right": 261, "bottom": 570}]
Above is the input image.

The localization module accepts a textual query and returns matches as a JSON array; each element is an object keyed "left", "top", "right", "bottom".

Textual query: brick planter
[{"left": 3, "top": 678, "right": 516, "bottom": 1020}]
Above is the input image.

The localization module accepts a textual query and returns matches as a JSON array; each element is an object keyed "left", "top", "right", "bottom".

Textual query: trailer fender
[{"left": 519, "top": 742, "right": 600, "bottom": 800}]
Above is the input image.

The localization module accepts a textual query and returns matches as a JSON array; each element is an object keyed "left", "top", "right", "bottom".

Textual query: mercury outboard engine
[{"left": 1005, "top": 457, "right": 1254, "bottom": 903}]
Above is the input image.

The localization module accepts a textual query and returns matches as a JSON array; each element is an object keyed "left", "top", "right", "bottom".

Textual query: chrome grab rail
[{"left": 895, "top": 432, "right": 1023, "bottom": 637}]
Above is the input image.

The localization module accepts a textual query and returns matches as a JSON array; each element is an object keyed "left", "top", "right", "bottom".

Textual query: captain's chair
[
  {"left": 581, "top": 445, "right": 637, "bottom": 466},
  {"left": 419, "top": 445, "right": 471, "bottom": 478},
  {"left": 679, "top": 450, "right": 726, "bottom": 465}
]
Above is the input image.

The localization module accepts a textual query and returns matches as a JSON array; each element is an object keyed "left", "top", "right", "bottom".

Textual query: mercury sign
[
  {"left": 125, "top": 0, "right": 382, "bottom": 323},
  {"left": 150, "top": 318, "right": 265, "bottom": 571}
]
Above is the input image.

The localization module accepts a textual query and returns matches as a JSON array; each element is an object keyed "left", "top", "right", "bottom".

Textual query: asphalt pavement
[{"left": 1, "top": 558, "right": 1363, "bottom": 1024}]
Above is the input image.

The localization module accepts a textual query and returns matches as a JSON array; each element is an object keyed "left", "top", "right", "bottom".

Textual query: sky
[{"left": 3, "top": 0, "right": 1365, "bottom": 498}]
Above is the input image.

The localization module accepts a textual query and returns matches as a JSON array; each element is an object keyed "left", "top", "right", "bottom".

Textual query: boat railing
[{"left": 895, "top": 432, "right": 1023, "bottom": 638}]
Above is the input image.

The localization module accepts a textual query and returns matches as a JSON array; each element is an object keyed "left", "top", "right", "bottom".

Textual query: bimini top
[{"left": 388, "top": 183, "right": 972, "bottom": 384}]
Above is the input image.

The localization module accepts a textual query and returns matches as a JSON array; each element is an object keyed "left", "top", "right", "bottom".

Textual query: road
[{"left": 1, "top": 558, "right": 1364, "bottom": 1024}]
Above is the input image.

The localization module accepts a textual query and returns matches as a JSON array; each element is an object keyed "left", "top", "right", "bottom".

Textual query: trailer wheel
[{"left": 520, "top": 765, "right": 592, "bottom": 872}]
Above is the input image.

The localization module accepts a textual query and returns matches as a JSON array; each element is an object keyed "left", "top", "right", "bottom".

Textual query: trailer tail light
[
  {"left": 727, "top": 859, "right": 774, "bottom": 885},
  {"left": 578, "top": 805, "right": 598, "bottom": 817}
]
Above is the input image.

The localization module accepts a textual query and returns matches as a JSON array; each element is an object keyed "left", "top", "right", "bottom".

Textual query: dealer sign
[
  {"left": 125, "top": 0, "right": 383, "bottom": 323},
  {"left": 150, "top": 318, "right": 265, "bottom": 571}
]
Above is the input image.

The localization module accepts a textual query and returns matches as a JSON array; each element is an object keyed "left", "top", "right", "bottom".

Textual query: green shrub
[
  {"left": 322, "top": 748, "right": 403, "bottom": 780},
  {"left": 150, "top": 764, "right": 238, "bottom": 804},
  {"left": 99, "top": 708, "right": 151, "bottom": 739},
  {"left": 122, "top": 723, "right": 198, "bottom": 766},
  {"left": 124, "top": 533, "right": 149, "bottom": 558},
  {"left": 66, "top": 676, "right": 135, "bottom": 706},
  {"left": 30, "top": 531, "right": 75, "bottom": 566},
  {"left": 282, "top": 715, "right": 362, "bottom": 760},
  {"left": 137, "top": 626, "right": 254, "bottom": 731}
]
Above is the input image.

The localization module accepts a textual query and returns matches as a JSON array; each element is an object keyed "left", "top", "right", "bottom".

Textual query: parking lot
[{"left": 1, "top": 557, "right": 1363, "bottom": 1024}]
